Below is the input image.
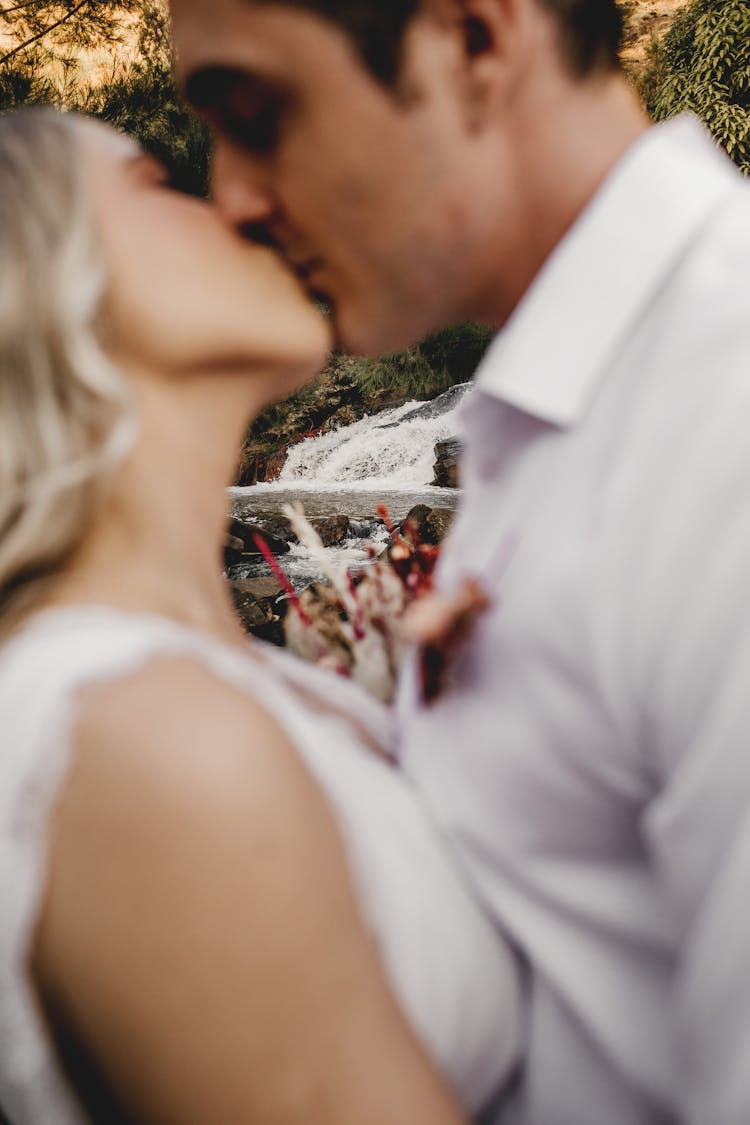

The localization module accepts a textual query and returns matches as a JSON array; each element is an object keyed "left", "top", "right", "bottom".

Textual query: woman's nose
[{"left": 211, "top": 139, "right": 275, "bottom": 232}]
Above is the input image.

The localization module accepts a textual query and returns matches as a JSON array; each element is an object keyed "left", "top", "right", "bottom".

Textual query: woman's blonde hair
[{"left": 0, "top": 108, "right": 135, "bottom": 633}]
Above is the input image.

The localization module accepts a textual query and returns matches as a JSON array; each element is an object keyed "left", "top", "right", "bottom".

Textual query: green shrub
[
  {"left": 85, "top": 61, "right": 210, "bottom": 196},
  {"left": 346, "top": 347, "right": 441, "bottom": 398},
  {"left": 420, "top": 324, "right": 495, "bottom": 386},
  {"left": 641, "top": 0, "right": 750, "bottom": 173},
  {"left": 0, "top": 0, "right": 210, "bottom": 195},
  {"left": 346, "top": 324, "right": 494, "bottom": 399}
]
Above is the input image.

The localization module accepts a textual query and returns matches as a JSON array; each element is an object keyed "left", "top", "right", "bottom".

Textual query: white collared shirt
[{"left": 399, "top": 117, "right": 750, "bottom": 1125}]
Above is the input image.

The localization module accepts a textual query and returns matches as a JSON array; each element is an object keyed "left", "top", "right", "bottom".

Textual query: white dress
[{"left": 0, "top": 606, "right": 521, "bottom": 1125}]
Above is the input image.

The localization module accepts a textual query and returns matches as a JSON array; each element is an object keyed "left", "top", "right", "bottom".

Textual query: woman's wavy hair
[{"left": 0, "top": 108, "right": 135, "bottom": 634}]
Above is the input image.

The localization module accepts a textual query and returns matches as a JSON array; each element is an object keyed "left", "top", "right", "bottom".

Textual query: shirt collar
[{"left": 471, "top": 116, "right": 742, "bottom": 428}]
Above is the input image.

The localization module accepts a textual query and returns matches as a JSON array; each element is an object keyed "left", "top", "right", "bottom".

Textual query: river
[{"left": 227, "top": 383, "right": 468, "bottom": 584}]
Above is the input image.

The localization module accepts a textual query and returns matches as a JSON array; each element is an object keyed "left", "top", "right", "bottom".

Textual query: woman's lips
[
  {"left": 291, "top": 257, "right": 324, "bottom": 283},
  {"left": 290, "top": 258, "right": 331, "bottom": 305}
]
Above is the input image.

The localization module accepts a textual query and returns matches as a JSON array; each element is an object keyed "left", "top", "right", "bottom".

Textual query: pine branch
[
  {"left": 0, "top": 2, "right": 43, "bottom": 15},
  {"left": 0, "top": 0, "right": 94, "bottom": 66}
]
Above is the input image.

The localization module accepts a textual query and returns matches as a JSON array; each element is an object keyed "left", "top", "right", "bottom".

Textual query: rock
[
  {"left": 251, "top": 527, "right": 292, "bottom": 555},
  {"left": 402, "top": 505, "right": 433, "bottom": 542},
  {"left": 432, "top": 438, "right": 462, "bottom": 488},
  {"left": 424, "top": 507, "right": 455, "bottom": 544},
  {"left": 225, "top": 517, "right": 290, "bottom": 564},
  {"left": 263, "top": 451, "right": 288, "bottom": 482},
  {"left": 235, "top": 455, "right": 261, "bottom": 487},
  {"left": 402, "top": 504, "right": 455, "bottom": 546},
  {"left": 229, "top": 577, "right": 287, "bottom": 645},
  {"left": 310, "top": 514, "right": 350, "bottom": 546},
  {"left": 253, "top": 512, "right": 296, "bottom": 544}
]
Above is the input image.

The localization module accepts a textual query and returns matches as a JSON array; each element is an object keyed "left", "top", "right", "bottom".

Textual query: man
[{"left": 170, "top": 1, "right": 750, "bottom": 1122}]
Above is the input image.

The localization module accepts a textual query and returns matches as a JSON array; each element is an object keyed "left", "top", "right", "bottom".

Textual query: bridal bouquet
[
  {"left": 254, "top": 503, "right": 440, "bottom": 703},
  {"left": 254, "top": 503, "right": 493, "bottom": 705}
]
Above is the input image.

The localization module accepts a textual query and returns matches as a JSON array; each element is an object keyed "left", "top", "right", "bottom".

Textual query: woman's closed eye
[
  {"left": 129, "top": 152, "right": 176, "bottom": 189},
  {"left": 132, "top": 152, "right": 203, "bottom": 198}
]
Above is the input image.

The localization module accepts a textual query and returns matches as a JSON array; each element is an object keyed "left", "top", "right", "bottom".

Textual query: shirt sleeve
[{"left": 635, "top": 366, "right": 750, "bottom": 1125}]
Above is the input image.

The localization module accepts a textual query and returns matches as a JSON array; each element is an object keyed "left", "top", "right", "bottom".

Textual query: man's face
[{"left": 171, "top": 0, "right": 495, "bottom": 354}]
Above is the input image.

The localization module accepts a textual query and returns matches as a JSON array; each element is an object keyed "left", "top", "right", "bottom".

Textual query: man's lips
[
  {"left": 288, "top": 256, "right": 325, "bottom": 284},
  {"left": 287, "top": 258, "right": 332, "bottom": 308}
]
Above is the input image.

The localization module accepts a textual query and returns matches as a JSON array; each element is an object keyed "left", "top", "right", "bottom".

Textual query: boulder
[
  {"left": 224, "top": 518, "right": 291, "bottom": 568},
  {"left": 253, "top": 512, "right": 296, "bottom": 544},
  {"left": 225, "top": 533, "right": 245, "bottom": 553},
  {"left": 402, "top": 505, "right": 433, "bottom": 543},
  {"left": 432, "top": 438, "right": 462, "bottom": 488},
  {"left": 229, "top": 577, "right": 287, "bottom": 645},
  {"left": 263, "top": 451, "right": 288, "bottom": 482},
  {"left": 235, "top": 456, "right": 261, "bottom": 487},
  {"left": 402, "top": 504, "right": 454, "bottom": 546},
  {"left": 424, "top": 507, "right": 455, "bottom": 544},
  {"left": 310, "top": 514, "right": 350, "bottom": 546}
]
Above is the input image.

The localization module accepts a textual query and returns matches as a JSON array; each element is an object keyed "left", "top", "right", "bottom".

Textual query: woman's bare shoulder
[
  {"left": 71, "top": 651, "right": 308, "bottom": 802},
  {"left": 34, "top": 655, "right": 364, "bottom": 1119},
  {"left": 33, "top": 653, "right": 465, "bottom": 1125},
  {"left": 51, "top": 651, "right": 336, "bottom": 918}
]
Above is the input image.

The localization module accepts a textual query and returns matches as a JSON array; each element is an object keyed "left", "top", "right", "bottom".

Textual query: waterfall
[{"left": 279, "top": 382, "right": 470, "bottom": 489}]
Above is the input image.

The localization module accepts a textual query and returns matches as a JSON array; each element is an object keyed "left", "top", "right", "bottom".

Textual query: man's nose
[{"left": 211, "top": 139, "right": 275, "bottom": 233}]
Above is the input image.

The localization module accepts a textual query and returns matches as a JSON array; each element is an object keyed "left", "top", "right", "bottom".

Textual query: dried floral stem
[
  {"left": 282, "top": 502, "right": 361, "bottom": 625},
  {"left": 252, "top": 532, "right": 312, "bottom": 628}
]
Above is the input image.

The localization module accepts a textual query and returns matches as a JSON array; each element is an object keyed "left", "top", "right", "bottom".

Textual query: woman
[{"left": 0, "top": 108, "right": 522, "bottom": 1125}]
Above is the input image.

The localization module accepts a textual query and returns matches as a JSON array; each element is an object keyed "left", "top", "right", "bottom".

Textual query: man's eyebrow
[{"left": 185, "top": 66, "right": 276, "bottom": 112}]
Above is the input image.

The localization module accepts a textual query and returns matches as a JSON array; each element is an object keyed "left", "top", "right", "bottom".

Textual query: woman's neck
[{"left": 48, "top": 372, "right": 257, "bottom": 647}]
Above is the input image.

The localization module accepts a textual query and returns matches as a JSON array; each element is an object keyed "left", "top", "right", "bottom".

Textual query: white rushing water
[
  {"left": 278, "top": 382, "right": 470, "bottom": 490},
  {"left": 228, "top": 383, "right": 468, "bottom": 585}
]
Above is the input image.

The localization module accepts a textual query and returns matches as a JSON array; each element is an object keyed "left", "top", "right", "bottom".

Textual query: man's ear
[{"left": 441, "top": 0, "right": 530, "bottom": 130}]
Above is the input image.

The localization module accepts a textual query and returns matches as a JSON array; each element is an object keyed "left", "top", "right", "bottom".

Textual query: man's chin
[
  {"left": 319, "top": 293, "right": 427, "bottom": 357},
  {"left": 307, "top": 284, "right": 331, "bottom": 310},
  {"left": 317, "top": 297, "right": 360, "bottom": 356},
  {"left": 329, "top": 306, "right": 394, "bottom": 358}
]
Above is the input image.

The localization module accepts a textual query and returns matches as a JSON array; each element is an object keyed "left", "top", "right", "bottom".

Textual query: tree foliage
[
  {"left": 0, "top": 0, "right": 210, "bottom": 193},
  {"left": 0, "top": 0, "right": 140, "bottom": 67},
  {"left": 346, "top": 324, "right": 494, "bottom": 397},
  {"left": 641, "top": 0, "right": 750, "bottom": 173},
  {"left": 83, "top": 2, "right": 210, "bottom": 195}
]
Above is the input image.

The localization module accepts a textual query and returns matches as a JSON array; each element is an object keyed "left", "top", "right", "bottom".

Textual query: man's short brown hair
[
  {"left": 260, "top": 0, "right": 624, "bottom": 84},
  {"left": 539, "top": 0, "right": 624, "bottom": 73}
]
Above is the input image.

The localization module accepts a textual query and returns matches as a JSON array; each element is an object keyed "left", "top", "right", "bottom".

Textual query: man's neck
[{"left": 473, "top": 70, "right": 649, "bottom": 329}]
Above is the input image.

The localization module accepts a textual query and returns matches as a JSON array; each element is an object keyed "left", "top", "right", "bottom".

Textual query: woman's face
[{"left": 79, "top": 119, "right": 331, "bottom": 399}]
